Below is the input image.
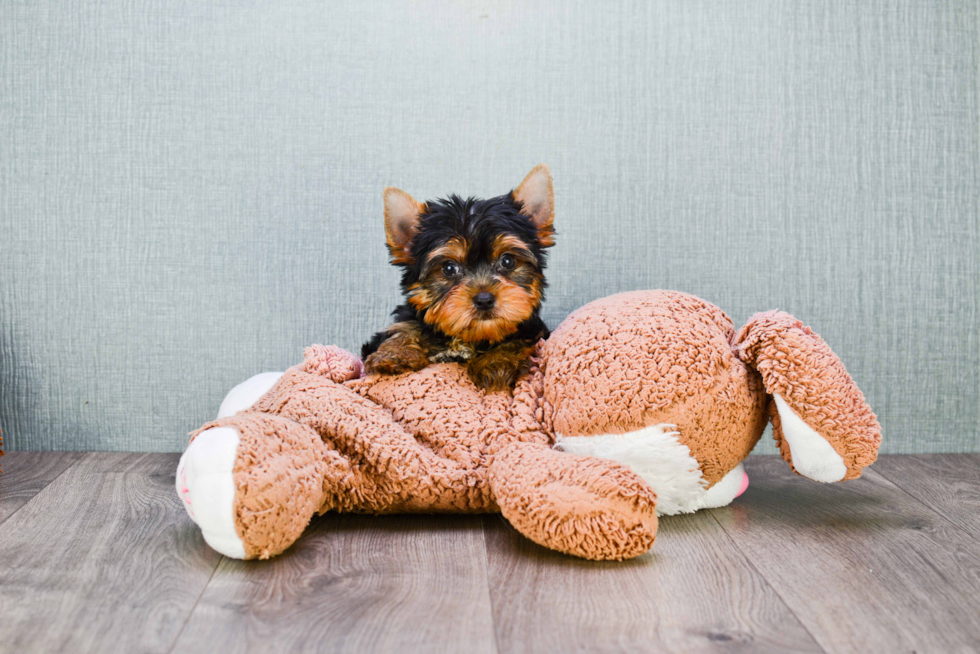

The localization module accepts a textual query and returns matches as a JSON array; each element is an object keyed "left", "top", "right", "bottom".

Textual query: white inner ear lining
[{"left": 772, "top": 393, "right": 847, "bottom": 483}]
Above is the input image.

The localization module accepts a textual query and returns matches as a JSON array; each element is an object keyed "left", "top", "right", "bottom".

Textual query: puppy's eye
[
  {"left": 442, "top": 261, "right": 460, "bottom": 277},
  {"left": 499, "top": 254, "right": 516, "bottom": 270}
]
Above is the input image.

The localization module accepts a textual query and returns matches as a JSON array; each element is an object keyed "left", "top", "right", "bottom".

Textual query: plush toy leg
[
  {"left": 489, "top": 442, "right": 659, "bottom": 560},
  {"left": 177, "top": 426, "right": 245, "bottom": 558},
  {"left": 217, "top": 371, "right": 283, "bottom": 418},
  {"left": 179, "top": 413, "right": 332, "bottom": 560},
  {"left": 702, "top": 462, "right": 749, "bottom": 508},
  {"left": 735, "top": 311, "right": 882, "bottom": 481}
]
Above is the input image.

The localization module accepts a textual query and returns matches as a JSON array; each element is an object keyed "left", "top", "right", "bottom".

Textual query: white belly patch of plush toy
[{"left": 554, "top": 425, "right": 749, "bottom": 515}]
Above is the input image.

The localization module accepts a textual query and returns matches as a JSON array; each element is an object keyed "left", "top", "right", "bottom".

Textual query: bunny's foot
[
  {"left": 217, "top": 372, "right": 283, "bottom": 418},
  {"left": 177, "top": 426, "right": 244, "bottom": 557},
  {"left": 178, "top": 413, "right": 329, "bottom": 559},
  {"left": 491, "top": 442, "right": 659, "bottom": 560}
]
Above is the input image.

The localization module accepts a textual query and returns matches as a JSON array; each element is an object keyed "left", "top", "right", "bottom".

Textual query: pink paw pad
[
  {"left": 177, "top": 466, "right": 195, "bottom": 518},
  {"left": 735, "top": 471, "right": 750, "bottom": 498}
]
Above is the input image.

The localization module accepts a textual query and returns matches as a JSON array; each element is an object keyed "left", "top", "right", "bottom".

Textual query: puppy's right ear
[
  {"left": 512, "top": 164, "right": 555, "bottom": 247},
  {"left": 383, "top": 187, "right": 424, "bottom": 264}
]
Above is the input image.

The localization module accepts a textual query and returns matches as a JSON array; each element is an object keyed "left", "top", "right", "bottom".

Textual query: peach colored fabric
[
  {"left": 543, "top": 291, "right": 769, "bottom": 485},
  {"left": 189, "top": 290, "right": 881, "bottom": 561},
  {"left": 193, "top": 346, "right": 658, "bottom": 560}
]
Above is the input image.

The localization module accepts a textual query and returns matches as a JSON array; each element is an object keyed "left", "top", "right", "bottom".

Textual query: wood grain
[
  {"left": 172, "top": 514, "right": 496, "bottom": 654},
  {"left": 0, "top": 451, "right": 84, "bottom": 525},
  {"left": 872, "top": 454, "right": 980, "bottom": 540},
  {"left": 713, "top": 456, "right": 980, "bottom": 653},
  {"left": 483, "top": 511, "right": 822, "bottom": 653},
  {"left": 0, "top": 453, "right": 222, "bottom": 653},
  {"left": 1, "top": 453, "right": 977, "bottom": 652}
]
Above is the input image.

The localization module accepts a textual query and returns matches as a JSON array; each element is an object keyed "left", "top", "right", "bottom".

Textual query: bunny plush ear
[
  {"left": 383, "top": 187, "right": 424, "bottom": 264},
  {"left": 512, "top": 164, "right": 555, "bottom": 247}
]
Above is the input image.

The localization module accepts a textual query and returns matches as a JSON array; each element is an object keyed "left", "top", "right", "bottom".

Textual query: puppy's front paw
[
  {"left": 467, "top": 356, "right": 524, "bottom": 392},
  {"left": 364, "top": 347, "right": 429, "bottom": 376}
]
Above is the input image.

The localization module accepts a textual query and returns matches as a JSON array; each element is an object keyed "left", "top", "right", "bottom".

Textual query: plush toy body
[{"left": 177, "top": 291, "right": 880, "bottom": 561}]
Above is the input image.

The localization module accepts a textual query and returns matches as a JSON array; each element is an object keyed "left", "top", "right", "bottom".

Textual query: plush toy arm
[
  {"left": 488, "top": 441, "right": 658, "bottom": 560},
  {"left": 178, "top": 344, "right": 458, "bottom": 560},
  {"left": 735, "top": 311, "right": 882, "bottom": 481}
]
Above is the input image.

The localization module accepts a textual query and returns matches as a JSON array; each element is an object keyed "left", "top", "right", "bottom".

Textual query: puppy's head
[{"left": 383, "top": 164, "right": 555, "bottom": 343}]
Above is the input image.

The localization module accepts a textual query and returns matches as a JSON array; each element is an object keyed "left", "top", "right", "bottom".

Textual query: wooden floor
[{"left": 0, "top": 454, "right": 977, "bottom": 653}]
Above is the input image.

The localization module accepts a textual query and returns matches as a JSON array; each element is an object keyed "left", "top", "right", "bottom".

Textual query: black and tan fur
[{"left": 361, "top": 165, "right": 556, "bottom": 391}]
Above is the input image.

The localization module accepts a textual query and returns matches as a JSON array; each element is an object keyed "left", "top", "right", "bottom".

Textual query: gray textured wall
[{"left": 1, "top": 1, "right": 977, "bottom": 453}]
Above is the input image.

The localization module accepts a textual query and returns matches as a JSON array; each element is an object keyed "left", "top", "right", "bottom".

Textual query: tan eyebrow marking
[
  {"left": 426, "top": 237, "right": 469, "bottom": 264},
  {"left": 491, "top": 234, "right": 533, "bottom": 261}
]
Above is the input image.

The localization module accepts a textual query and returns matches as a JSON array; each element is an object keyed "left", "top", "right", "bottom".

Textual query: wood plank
[
  {"left": 873, "top": 454, "right": 980, "bottom": 540},
  {"left": 712, "top": 456, "right": 980, "bottom": 653},
  {"left": 173, "top": 514, "right": 496, "bottom": 654},
  {"left": 483, "top": 511, "right": 823, "bottom": 653},
  {"left": 0, "top": 451, "right": 85, "bottom": 524},
  {"left": 1, "top": 451, "right": 973, "bottom": 652},
  {"left": 0, "top": 453, "right": 222, "bottom": 653}
]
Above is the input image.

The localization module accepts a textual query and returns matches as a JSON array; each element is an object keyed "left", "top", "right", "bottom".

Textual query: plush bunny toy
[{"left": 177, "top": 290, "right": 880, "bottom": 561}]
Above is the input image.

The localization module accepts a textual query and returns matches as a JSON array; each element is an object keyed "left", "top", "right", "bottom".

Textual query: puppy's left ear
[{"left": 512, "top": 164, "right": 555, "bottom": 247}]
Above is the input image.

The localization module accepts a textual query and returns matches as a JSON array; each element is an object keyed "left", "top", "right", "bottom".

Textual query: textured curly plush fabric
[
  {"left": 193, "top": 344, "right": 658, "bottom": 559},
  {"left": 543, "top": 291, "right": 769, "bottom": 486},
  {"left": 734, "top": 311, "right": 882, "bottom": 479},
  {"left": 186, "top": 290, "right": 881, "bottom": 561}
]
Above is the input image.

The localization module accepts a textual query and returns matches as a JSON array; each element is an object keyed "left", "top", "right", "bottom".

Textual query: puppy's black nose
[{"left": 473, "top": 291, "right": 495, "bottom": 311}]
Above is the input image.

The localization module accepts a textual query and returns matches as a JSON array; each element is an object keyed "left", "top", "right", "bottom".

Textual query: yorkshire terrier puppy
[{"left": 361, "top": 164, "right": 556, "bottom": 391}]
